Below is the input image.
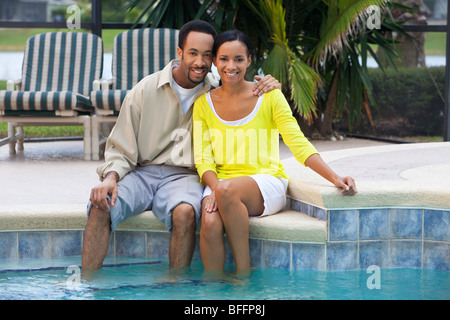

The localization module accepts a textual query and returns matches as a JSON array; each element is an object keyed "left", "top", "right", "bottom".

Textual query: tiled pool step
[
  {"left": 287, "top": 198, "right": 449, "bottom": 271},
  {"left": 0, "top": 202, "right": 448, "bottom": 271},
  {"left": 0, "top": 205, "right": 327, "bottom": 242}
]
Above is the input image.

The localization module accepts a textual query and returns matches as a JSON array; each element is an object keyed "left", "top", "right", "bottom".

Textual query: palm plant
[
  {"left": 121, "top": 0, "right": 238, "bottom": 29},
  {"left": 309, "top": 0, "right": 399, "bottom": 136},
  {"left": 122, "top": 0, "right": 399, "bottom": 137},
  {"left": 243, "top": 0, "right": 321, "bottom": 122},
  {"left": 246, "top": 0, "right": 394, "bottom": 136}
]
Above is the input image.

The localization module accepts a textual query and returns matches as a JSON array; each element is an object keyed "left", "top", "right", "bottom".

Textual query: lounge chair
[
  {"left": 90, "top": 28, "right": 179, "bottom": 160},
  {"left": 0, "top": 31, "right": 103, "bottom": 160}
]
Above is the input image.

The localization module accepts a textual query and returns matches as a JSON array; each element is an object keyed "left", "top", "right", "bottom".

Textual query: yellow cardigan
[{"left": 193, "top": 89, "right": 318, "bottom": 181}]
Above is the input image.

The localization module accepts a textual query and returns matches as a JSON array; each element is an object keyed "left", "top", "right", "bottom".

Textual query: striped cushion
[
  {"left": 92, "top": 28, "right": 178, "bottom": 112},
  {"left": 113, "top": 28, "right": 179, "bottom": 90},
  {"left": 90, "top": 89, "right": 129, "bottom": 114},
  {"left": 0, "top": 32, "right": 102, "bottom": 115},
  {"left": 22, "top": 32, "right": 103, "bottom": 95},
  {"left": 0, "top": 91, "right": 93, "bottom": 115}
]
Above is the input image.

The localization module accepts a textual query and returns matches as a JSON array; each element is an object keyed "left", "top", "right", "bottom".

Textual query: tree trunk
[
  {"left": 320, "top": 68, "right": 339, "bottom": 137},
  {"left": 377, "top": 0, "right": 428, "bottom": 68}
]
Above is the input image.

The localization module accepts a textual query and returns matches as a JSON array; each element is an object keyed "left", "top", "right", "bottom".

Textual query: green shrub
[{"left": 339, "top": 67, "right": 445, "bottom": 137}]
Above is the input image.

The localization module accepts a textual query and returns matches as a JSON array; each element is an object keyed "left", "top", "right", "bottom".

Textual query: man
[{"left": 82, "top": 20, "right": 280, "bottom": 271}]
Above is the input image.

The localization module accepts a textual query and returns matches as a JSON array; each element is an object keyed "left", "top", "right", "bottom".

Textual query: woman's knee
[
  {"left": 200, "top": 210, "right": 224, "bottom": 240},
  {"left": 215, "top": 180, "right": 239, "bottom": 205}
]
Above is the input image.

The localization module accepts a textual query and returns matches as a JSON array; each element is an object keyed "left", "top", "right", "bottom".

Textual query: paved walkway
[{"left": 1, "top": 137, "right": 449, "bottom": 210}]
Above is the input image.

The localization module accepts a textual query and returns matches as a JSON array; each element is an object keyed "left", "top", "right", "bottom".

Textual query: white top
[
  {"left": 172, "top": 80, "right": 203, "bottom": 115},
  {"left": 205, "top": 91, "right": 264, "bottom": 126}
]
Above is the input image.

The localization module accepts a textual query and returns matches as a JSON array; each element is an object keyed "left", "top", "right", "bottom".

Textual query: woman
[{"left": 193, "top": 30, "right": 357, "bottom": 276}]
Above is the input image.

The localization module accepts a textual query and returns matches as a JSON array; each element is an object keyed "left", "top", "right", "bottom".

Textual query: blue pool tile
[
  {"left": 50, "top": 231, "right": 82, "bottom": 257},
  {"left": 292, "top": 243, "right": 326, "bottom": 270},
  {"left": 289, "top": 198, "right": 301, "bottom": 212},
  {"left": 223, "top": 238, "right": 235, "bottom": 264},
  {"left": 314, "top": 207, "right": 328, "bottom": 221},
  {"left": 328, "top": 210, "right": 358, "bottom": 241},
  {"left": 0, "top": 232, "right": 18, "bottom": 259},
  {"left": 106, "top": 232, "right": 115, "bottom": 256},
  {"left": 424, "top": 210, "right": 450, "bottom": 242},
  {"left": 359, "top": 241, "right": 389, "bottom": 269},
  {"left": 359, "top": 209, "right": 389, "bottom": 240},
  {"left": 423, "top": 242, "right": 450, "bottom": 271},
  {"left": 390, "top": 240, "right": 422, "bottom": 268},
  {"left": 326, "top": 242, "right": 358, "bottom": 270},
  {"left": 390, "top": 209, "right": 422, "bottom": 239},
  {"left": 262, "top": 240, "right": 291, "bottom": 269},
  {"left": 301, "top": 202, "right": 314, "bottom": 217},
  {"left": 191, "top": 235, "right": 202, "bottom": 262},
  {"left": 115, "top": 231, "right": 146, "bottom": 257},
  {"left": 146, "top": 231, "right": 170, "bottom": 258},
  {"left": 18, "top": 231, "right": 51, "bottom": 259},
  {"left": 249, "top": 239, "right": 262, "bottom": 267}
]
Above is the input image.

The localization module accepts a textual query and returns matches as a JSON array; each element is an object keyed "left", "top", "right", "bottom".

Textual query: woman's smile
[{"left": 214, "top": 40, "right": 251, "bottom": 83}]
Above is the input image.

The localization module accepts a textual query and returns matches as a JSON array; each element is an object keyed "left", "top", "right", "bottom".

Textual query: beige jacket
[{"left": 97, "top": 60, "right": 218, "bottom": 181}]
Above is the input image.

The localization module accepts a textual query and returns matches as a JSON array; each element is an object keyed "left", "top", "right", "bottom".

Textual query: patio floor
[{"left": 1, "top": 137, "right": 449, "bottom": 211}]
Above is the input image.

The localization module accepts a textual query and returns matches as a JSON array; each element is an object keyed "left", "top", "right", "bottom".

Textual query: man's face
[{"left": 176, "top": 31, "right": 214, "bottom": 88}]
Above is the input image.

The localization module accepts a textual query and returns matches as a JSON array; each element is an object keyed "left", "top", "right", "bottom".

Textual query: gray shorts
[{"left": 87, "top": 165, "right": 204, "bottom": 231}]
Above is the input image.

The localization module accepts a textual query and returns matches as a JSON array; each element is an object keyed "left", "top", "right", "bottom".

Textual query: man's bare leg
[
  {"left": 81, "top": 206, "right": 111, "bottom": 271},
  {"left": 169, "top": 203, "right": 196, "bottom": 268}
]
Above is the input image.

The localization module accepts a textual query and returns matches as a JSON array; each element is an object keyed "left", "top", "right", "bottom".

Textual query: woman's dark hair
[
  {"left": 178, "top": 20, "right": 218, "bottom": 50},
  {"left": 213, "top": 30, "right": 255, "bottom": 58}
]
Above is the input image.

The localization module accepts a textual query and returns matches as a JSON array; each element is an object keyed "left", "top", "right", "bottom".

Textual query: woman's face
[{"left": 214, "top": 40, "right": 251, "bottom": 85}]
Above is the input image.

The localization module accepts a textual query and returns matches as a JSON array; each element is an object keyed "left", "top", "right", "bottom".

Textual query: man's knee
[
  {"left": 172, "top": 203, "right": 195, "bottom": 231},
  {"left": 88, "top": 206, "right": 111, "bottom": 226}
]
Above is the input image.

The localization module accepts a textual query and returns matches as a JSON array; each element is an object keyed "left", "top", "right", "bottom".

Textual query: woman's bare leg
[
  {"left": 200, "top": 198, "right": 226, "bottom": 272},
  {"left": 215, "top": 177, "right": 264, "bottom": 275}
]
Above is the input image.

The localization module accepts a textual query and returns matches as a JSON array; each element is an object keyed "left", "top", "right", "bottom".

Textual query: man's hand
[
  {"left": 253, "top": 74, "right": 282, "bottom": 96},
  {"left": 90, "top": 172, "right": 119, "bottom": 211}
]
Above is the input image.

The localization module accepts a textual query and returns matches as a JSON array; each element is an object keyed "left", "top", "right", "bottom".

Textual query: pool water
[{"left": 0, "top": 256, "right": 448, "bottom": 300}]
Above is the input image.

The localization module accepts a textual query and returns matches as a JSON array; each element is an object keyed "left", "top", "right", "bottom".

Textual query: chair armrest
[
  {"left": 92, "top": 79, "right": 102, "bottom": 91},
  {"left": 101, "top": 79, "right": 113, "bottom": 90},
  {"left": 92, "top": 79, "right": 113, "bottom": 91},
  {"left": 7, "top": 79, "right": 22, "bottom": 91}
]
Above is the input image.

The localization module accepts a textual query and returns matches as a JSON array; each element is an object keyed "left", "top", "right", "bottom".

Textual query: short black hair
[
  {"left": 213, "top": 30, "right": 255, "bottom": 58},
  {"left": 178, "top": 20, "right": 218, "bottom": 50}
]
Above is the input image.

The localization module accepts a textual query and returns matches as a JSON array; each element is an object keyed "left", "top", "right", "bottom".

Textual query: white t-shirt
[{"left": 172, "top": 80, "right": 203, "bottom": 115}]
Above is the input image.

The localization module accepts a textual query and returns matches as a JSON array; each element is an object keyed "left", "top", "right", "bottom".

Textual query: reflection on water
[
  {"left": 0, "top": 52, "right": 113, "bottom": 81},
  {"left": 0, "top": 52, "right": 446, "bottom": 81},
  {"left": 0, "top": 257, "right": 449, "bottom": 300}
]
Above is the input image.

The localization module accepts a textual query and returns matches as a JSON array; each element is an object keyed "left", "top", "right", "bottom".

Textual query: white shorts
[{"left": 202, "top": 174, "right": 288, "bottom": 217}]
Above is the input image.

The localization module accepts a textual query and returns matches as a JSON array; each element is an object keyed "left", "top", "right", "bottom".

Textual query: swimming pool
[{"left": 0, "top": 256, "right": 448, "bottom": 300}]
